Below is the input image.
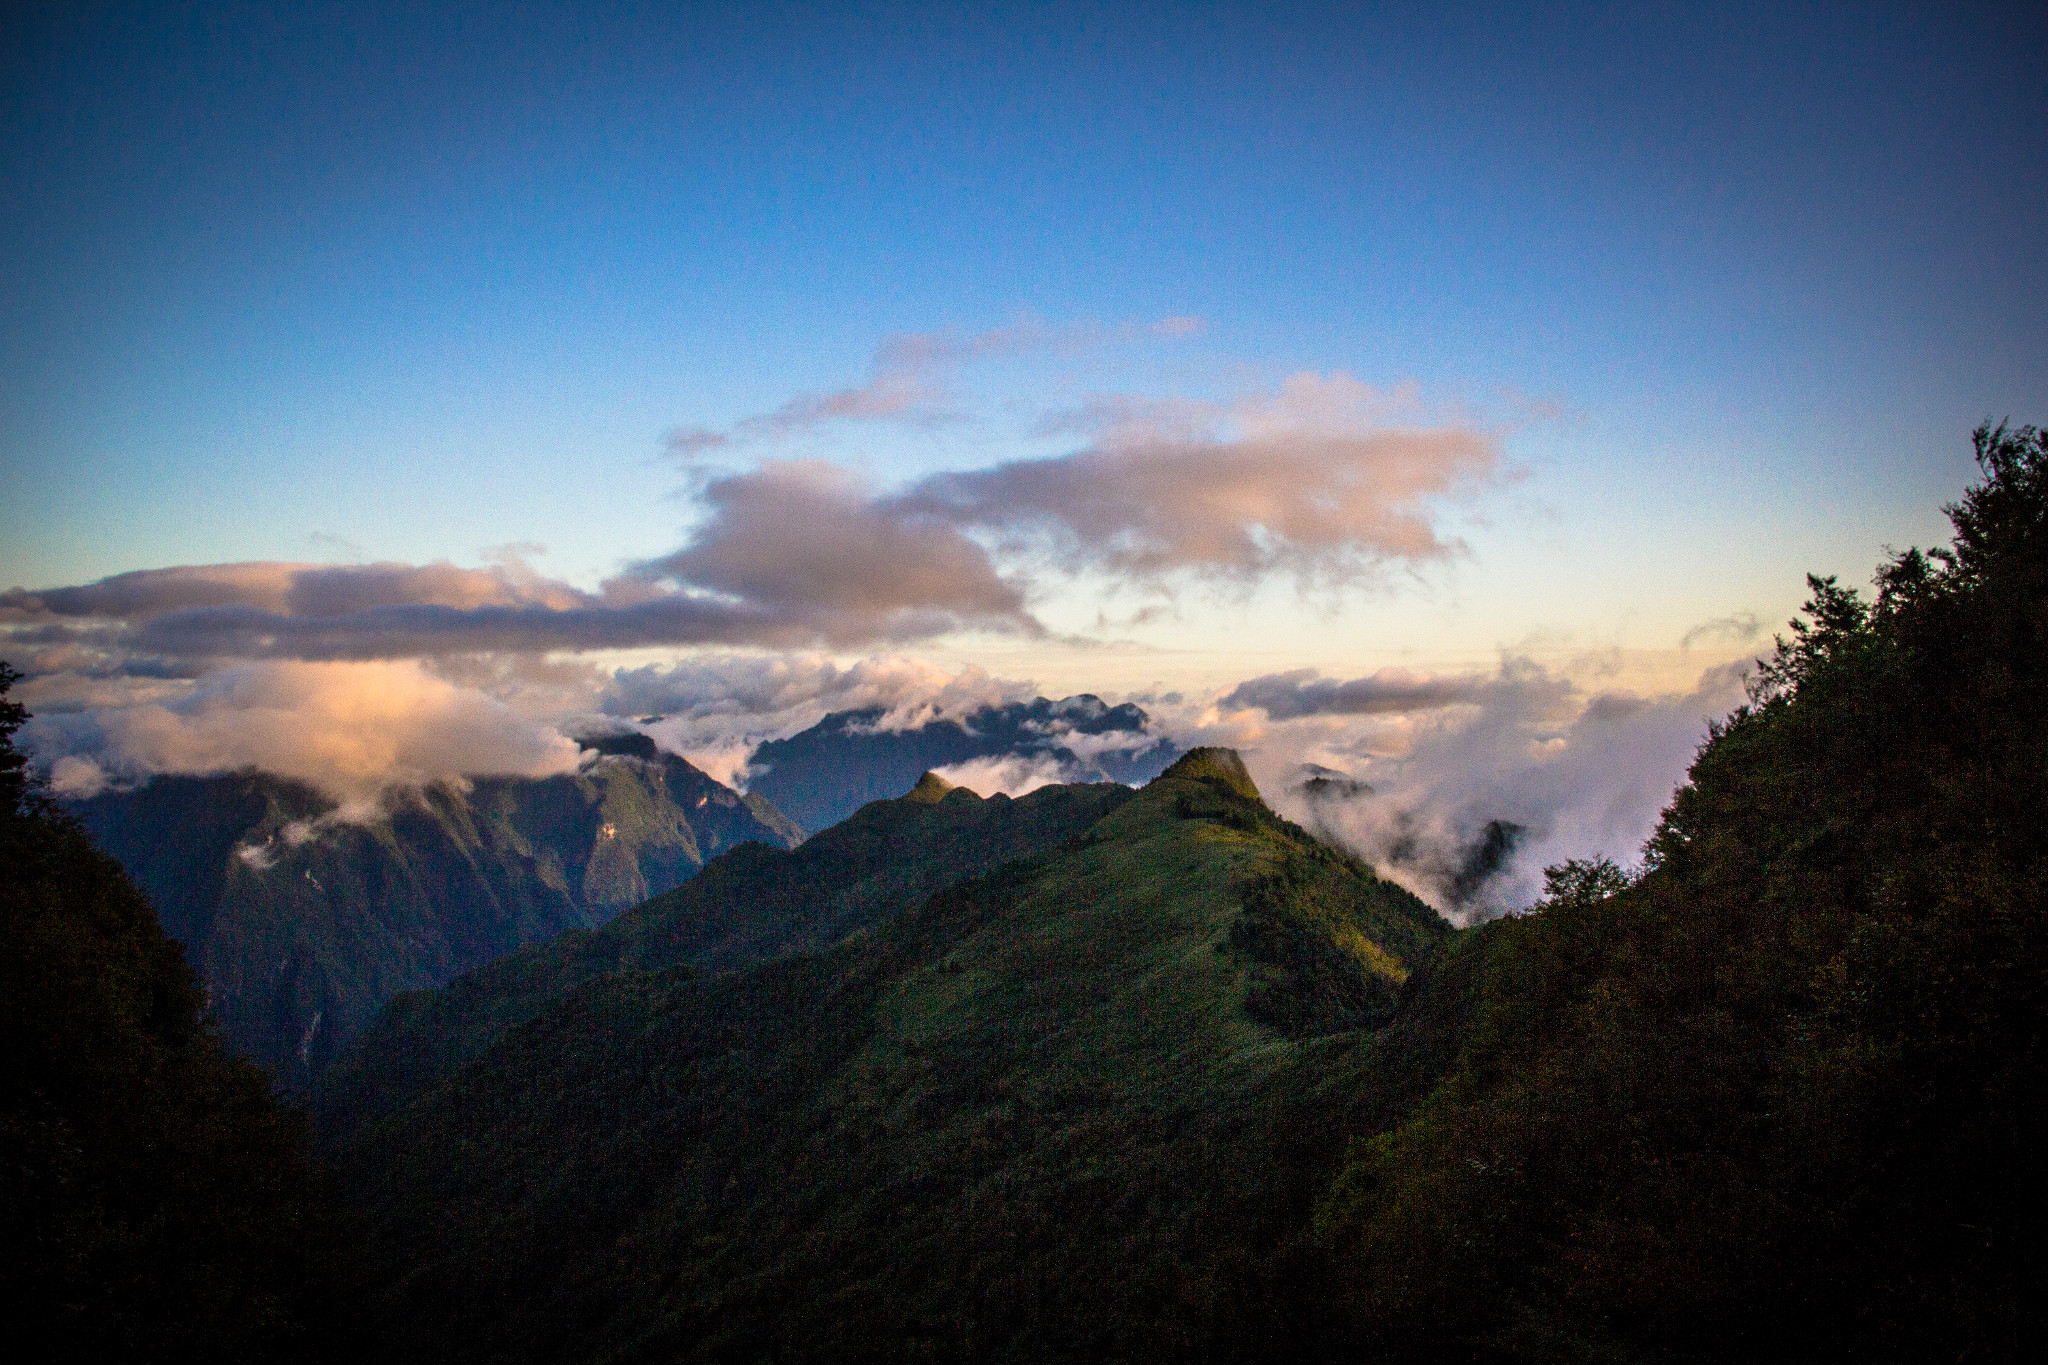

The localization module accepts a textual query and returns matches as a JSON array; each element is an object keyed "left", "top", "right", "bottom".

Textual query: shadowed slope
[{"left": 72, "top": 750, "right": 800, "bottom": 1087}]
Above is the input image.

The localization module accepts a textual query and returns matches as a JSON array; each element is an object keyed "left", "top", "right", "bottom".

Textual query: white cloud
[
  {"left": 932, "top": 751, "right": 1077, "bottom": 798},
  {"left": 25, "top": 659, "right": 583, "bottom": 810},
  {"left": 1225, "top": 658, "right": 1752, "bottom": 921}
]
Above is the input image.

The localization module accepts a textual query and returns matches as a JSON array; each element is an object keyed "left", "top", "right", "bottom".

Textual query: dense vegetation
[
  {"left": 0, "top": 665, "right": 354, "bottom": 1362},
  {"left": 1307, "top": 424, "right": 2048, "bottom": 1361},
  {"left": 72, "top": 741, "right": 799, "bottom": 1086},
  {"left": 319, "top": 770, "right": 1138, "bottom": 1139},
  {"left": 329, "top": 749, "right": 1448, "bottom": 1362}
]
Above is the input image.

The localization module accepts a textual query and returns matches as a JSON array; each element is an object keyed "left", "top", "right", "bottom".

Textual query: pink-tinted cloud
[
  {"left": 901, "top": 373, "right": 1498, "bottom": 579},
  {"left": 1, "top": 558, "right": 588, "bottom": 623},
  {"left": 7, "top": 374, "right": 1493, "bottom": 672},
  {"left": 616, "top": 461, "right": 1036, "bottom": 643},
  {"left": 28, "top": 660, "right": 584, "bottom": 807}
]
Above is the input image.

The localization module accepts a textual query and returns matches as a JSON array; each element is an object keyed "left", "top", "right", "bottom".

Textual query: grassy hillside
[
  {"left": 73, "top": 748, "right": 801, "bottom": 1087},
  {"left": 319, "top": 773, "right": 1137, "bottom": 1142},
  {"left": 332, "top": 749, "right": 1448, "bottom": 1363}
]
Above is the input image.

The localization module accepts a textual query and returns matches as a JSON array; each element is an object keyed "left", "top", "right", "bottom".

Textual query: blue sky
[{"left": 4, "top": 2, "right": 2045, "bottom": 730}]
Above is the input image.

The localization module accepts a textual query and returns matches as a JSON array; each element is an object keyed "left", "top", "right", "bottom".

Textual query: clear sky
[{"left": 4, "top": 2, "right": 2045, "bottom": 901}]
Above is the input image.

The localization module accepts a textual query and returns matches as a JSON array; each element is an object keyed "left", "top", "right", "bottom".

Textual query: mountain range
[
  {"left": 10, "top": 424, "right": 2044, "bottom": 1362},
  {"left": 322, "top": 750, "right": 1452, "bottom": 1362},
  {"left": 745, "top": 693, "right": 1179, "bottom": 833},
  {"left": 70, "top": 735, "right": 800, "bottom": 1087}
]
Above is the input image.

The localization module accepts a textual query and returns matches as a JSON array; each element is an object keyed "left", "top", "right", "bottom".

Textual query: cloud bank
[
  {"left": 1224, "top": 658, "right": 1752, "bottom": 921},
  {"left": 27, "top": 660, "right": 584, "bottom": 810},
  {"left": 7, "top": 371, "right": 1498, "bottom": 683}
]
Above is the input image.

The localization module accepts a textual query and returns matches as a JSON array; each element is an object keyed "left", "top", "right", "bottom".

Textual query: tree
[
  {"left": 0, "top": 663, "right": 359, "bottom": 1363},
  {"left": 1313, "top": 424, "right": 2048, "bottom": 1362}
]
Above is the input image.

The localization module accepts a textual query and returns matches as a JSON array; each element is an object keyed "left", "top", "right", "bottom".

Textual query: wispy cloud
[
  {"left": 667, "top": 314, "right": 1204, "bottom": 453},
  {"left": 1678, "top": 611, "right": 1762, "bottom": 650}
]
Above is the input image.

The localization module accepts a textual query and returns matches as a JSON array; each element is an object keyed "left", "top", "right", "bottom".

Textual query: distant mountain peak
[
  {"left": 1159, "top": 747, "right": 1260, "bottom": 801},
  {"left": 904, "top": 770, "right": 964, "bottom": 804},
  {"left": 747, "top": 694, "right": 1180, "bottom": 833},
  {"left": 574, "top": 730, "right": 661, "bottom": 761},
  {"left": 1293, "top": 762, "right": 1371, "bottom": 801}
]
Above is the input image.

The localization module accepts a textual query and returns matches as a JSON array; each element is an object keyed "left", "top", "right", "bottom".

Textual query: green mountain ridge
[
  {"left": 319, "top": 770, "right": 1138, "bottom": 1139},
  {"left": 328, "top": 748, "right": 1451, "bottom": 1361}
]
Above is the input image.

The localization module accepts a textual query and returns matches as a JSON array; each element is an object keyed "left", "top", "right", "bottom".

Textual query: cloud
[
  {"left": 1679, "top": 611, "right": 1762, "bottom": 650},
  {"left": 1220, "top": 666, "right": 1489, "bottom": 719},
  {"left": 8, "top": 367, "right": 1496, "bottom": 679},
  {"left": 597, "top": 654, "right": 1035, "bottom": 787},
  {"left": 932, "top": 751, "right": 1077, "bottom": 798},
  {"left": 1242, "top": 658, "right": 1752, "bottom": 922},
  {"left": 0, "top": 558, "right": 585, "bottom": 622},
  {"left": 5, "top": 478, "right": 1041, "bottom": 665},
  {"left": 23, "top": 660, "right": 584, "bottom": 810},
  {"left": 898, "top": 372, "right": 1499, "bottom": 581},
  {"left": 675, "top": 314, "right": 1205, "bottom": 449},
  {"left": 617, "top": 461, "right": 1036, "bottom": 643},
  {"left": 599, "top": 653, "right": 1024, "bottom": 728}
]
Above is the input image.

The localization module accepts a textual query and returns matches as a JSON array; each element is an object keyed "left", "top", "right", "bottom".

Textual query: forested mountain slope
[
  {"left": 0, "top": 666, "right": 354, "bottom": 1362},
  {"left": 331, "top": 749, "right": 1449, "bottom": 1363},
  {"left": 320, "top": 771, "right": 1137, "bottom": 1139},
  {"left": 70, "top": 738, "right": 800, "bottom": 1087},
  {"left": 1304, "top": 425, "right": 2048, "bottom": 1362}
]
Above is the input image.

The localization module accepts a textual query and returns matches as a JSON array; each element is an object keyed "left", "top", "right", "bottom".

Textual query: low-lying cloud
[
  {"left": 600, "top": 653, "right": 1033, "bottom": 783},
  {"left": 932, "top": 751, "right": 1078, "bottom": 799},
  {"left": 1228, "top": 658, "right": 1752, "bottom": 921},
  {"left": 27, "top": 659, "right": 584, "bottom": 810}
]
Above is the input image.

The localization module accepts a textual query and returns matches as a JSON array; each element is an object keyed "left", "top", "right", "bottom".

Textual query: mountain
[
  {"left": 746, "top": 693, "right": 1179, "bottom": 833},
  {"left": 320, "top": 768, "right": 1137, "bottom": 1141},
  {"left": 1301, "top": 424, "right": 2048, "bottom": 1361},
  {"left": 70, "top": 738, "right": 801, "bottom": 1087},
  {"left": 327, "top": 749, "right": 1451, "bottom": 1362}
]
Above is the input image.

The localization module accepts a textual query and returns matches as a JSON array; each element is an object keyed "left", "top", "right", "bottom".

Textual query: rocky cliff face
[{"left": 71, "top": 744, "right": 801, "bottom": 1087}]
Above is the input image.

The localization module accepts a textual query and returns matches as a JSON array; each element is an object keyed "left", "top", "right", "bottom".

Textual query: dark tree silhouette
[{"left": 0, "top": 663, "right": 358, "bottom": 1364}]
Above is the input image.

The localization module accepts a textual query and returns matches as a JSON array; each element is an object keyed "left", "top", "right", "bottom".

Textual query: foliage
[
  {"left": 0, "top": 664, "right": 358, "bottom": 1363},
  {"left": 331, "top": 753, "right": 1449, "bottom": 1362},
  {"left": 318, "top": 777, "right": 1139, "bottom": 1142},
  {"left": 1311, "top": 425, "right": 2048, "bottom": 1362}
]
